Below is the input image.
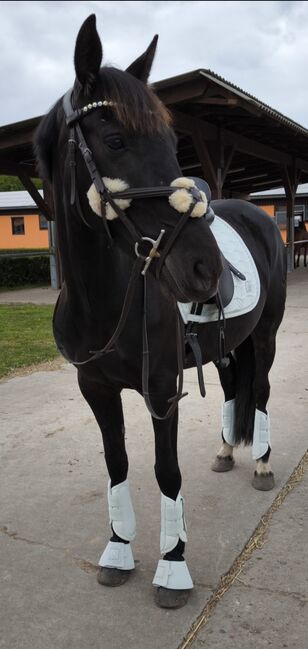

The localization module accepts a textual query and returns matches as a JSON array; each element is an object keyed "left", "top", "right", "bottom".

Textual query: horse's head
[{"left": 35, "top": 15, "right": 222, "bottom": 303}]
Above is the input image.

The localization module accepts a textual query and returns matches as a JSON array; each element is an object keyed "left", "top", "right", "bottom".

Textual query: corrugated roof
[
  {"left": 251, "top": 183, "right": 308, "bottom": 198},
  {"left": 155, "top": 69, "right": 308, "bottom": 137},
  {"left": 198, "top": 70, "right": 308, "bottom": 137},
  {"left": 0, "top": 190, "right": 43, "bottom": 210}
]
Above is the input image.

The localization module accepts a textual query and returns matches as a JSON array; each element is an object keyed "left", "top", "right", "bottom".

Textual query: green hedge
[{"left": 0, "top": 255, "right": 50, "bottom": 288}]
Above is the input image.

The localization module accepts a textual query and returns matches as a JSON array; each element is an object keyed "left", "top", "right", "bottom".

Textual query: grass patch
[{"left": 0, "top": 304, "right": 59, "bottom": 378}]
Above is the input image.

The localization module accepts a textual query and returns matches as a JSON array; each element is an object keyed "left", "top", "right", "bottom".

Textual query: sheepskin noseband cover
[{"left": 87, "top": 177, "right": 208, "bottom": 220}]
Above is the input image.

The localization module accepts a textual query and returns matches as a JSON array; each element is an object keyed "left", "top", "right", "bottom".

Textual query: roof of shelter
[
  {"left": 0, "top": 69, "right": 308, "bottom": 196},
  {"left": 0, "top": 189, "right": 43, "bottom": 212}
]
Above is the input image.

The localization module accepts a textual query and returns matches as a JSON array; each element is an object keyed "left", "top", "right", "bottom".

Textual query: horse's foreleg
[
  {"left": 77, "top": 370, "right": 135, "bottom": 586},
  {"left": 211, "top": 354, "right": 236, "bottom": 473},
  {"left": 151, "top": 406, "right": 193, "bottom": 609}
]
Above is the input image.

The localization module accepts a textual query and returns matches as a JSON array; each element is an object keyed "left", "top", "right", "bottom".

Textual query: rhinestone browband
[
  {"left": 82, "top": 99, "right": 114, "bottom": 113},
  {"left": 65, "top": 98, "right": 115, "bottom": 126}
]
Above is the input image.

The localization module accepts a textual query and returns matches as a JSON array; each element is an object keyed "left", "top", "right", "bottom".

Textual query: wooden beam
[
  {"left": 192, "top": 129, "right": 218, "bottom": 191},
  {"left": 173, "top": 109, "right": 308, "bottom": 174},
  {"left": 281, "top": 163, "right": 298, "bottom": 272},
  {"left": 221, "top": 146, "right": 235, "bottom": 184},
  {"left": 156, "top": 78, "right": 206, "bottom": 106},
  {"left": 0, "top": 128, "right": 35, "bottom": 151},
  {"left": 18, "top": 172, "right": 54, "bottom": 221},
  {"left": 0, "top": 161, "right": 37, "bottom": 176}
]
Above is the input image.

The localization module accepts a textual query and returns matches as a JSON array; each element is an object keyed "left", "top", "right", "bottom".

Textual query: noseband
[{"left": 61, "top": 89, "right": 212, "bottom": 419}]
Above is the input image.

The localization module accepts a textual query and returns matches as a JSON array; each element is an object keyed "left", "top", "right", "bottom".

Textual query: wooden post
[
  {"left": 281, "top": 164, "right": 299, "bottom": 272},
  {"left": 191, "top": 128, "right": 234, "bottom": 199}
]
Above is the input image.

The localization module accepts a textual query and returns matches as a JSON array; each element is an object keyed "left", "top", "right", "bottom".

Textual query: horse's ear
[
  {"left": 74, "top": 14, "right": 103, "bottom": 95},
  {"left": 126, "top": 35, "right": 158, "bottom": 84}
]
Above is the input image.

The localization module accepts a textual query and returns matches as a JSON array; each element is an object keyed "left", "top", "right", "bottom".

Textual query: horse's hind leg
[
  {"left": 250, "top": 315, "right": 281, "bottom": 491},
  {"left": 78, "top": 370, "right": 135, "bottom": 586},
  {"left": 151, "top": 405, "right": 193, "bottom": 609},
  {"left": 211, "top": 353, "right": 236, "bottom": 473}
]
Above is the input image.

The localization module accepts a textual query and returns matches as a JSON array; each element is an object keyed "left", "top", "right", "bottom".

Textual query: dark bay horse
[{"left": 35, "top": 15, "right": 286, "bottom": 608}]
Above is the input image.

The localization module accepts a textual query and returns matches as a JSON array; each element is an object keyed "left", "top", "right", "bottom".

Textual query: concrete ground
[
  {"left": 0, "top": 285, "right": 60, "bottom": 305},
  {"left": 0, "top": 269, "right": 307, "bottom": 649}
]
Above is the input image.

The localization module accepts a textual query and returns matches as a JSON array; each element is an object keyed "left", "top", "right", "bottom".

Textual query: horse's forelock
[{"left": 89, "top": 66, "right": 172, "bottom": 134}]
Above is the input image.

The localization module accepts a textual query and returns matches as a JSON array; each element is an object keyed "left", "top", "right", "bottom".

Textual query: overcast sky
[{"left": 1, "top": 0, "right": 308, "bottom": 128}]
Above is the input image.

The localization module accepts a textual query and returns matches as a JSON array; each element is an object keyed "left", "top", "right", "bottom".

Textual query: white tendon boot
[
  {"left": 221, "top": 399, "right": 236, "bottom": 446},
  {"left": 252, "top": 409, "right": 271, "bottom": 460},
  {"left": 153, "top": 493, "right": 193, "bottom": 590},
  {"left": 98, "top": 479, "right": 136, "bottom": 571}
]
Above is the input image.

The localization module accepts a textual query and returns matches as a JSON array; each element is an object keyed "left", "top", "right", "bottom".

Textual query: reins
[{"left": 60, "top": 89, "right": 208, "bottom": 419}]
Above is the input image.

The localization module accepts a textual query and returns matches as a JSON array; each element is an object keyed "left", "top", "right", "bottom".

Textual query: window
[
  {"left": 275, "top": 211, "right": 286, "bottom": 227},
  {"left": 39, "top": 213, "right": 48, "bottom": 230},
  {"left": 11, "top": 217, "right": 25, "bottom": 235}
]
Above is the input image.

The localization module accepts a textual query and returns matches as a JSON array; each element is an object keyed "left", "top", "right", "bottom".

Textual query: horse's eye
[{"left": 104, "top": 135, "right": 125, "bottom": 150}]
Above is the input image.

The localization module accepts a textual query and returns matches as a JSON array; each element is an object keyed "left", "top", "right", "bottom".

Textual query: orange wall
[
  {"left": 0, "top": 213, "right": 48, "bottom": 249},
  {"left": 259, "top": 204, "right": 275, "bottom": 217},
  {"left": 257, "top": 203, "right": 287, "bottom": 241}
]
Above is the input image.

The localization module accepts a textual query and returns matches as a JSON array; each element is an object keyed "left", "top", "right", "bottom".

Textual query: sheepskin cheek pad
[
  {"left": 169, "top": 177, "right": 208, "bottom": 217},
  {"left": 87, "top": 177, "right": 131, "bottom": 220},
  {"left": 87, "top": 176, "right": 208, "bottom": 221}
]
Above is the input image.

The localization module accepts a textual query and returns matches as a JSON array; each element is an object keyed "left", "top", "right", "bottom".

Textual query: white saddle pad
[{"left": 177, "top": 215, "right": 260, "bottom": 324}]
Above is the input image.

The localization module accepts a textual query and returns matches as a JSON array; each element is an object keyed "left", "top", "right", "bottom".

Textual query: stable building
[
  {"left": 0, "top": 190, "right": 48, "bottom": 250},
  {"left": 250, "top": 183, "right": 308, "bottom": 242}
]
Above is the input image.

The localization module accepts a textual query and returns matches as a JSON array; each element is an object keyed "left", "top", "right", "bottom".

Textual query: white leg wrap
[
  {"left": 221, "top": 399, "right": 236, "bottom": 446},
  {"left": 153, "top": 559, "right": 193, "bottom": 590},
  {"left": 99, "top": 541, "right": 134, "bottom": 571},
  {"left": 252, "top": 409, "right": 271, "bottom": 460},
  {"left": 107, "top": 479, "right": 136, "bottom": 541},
  {"left": 160, "top": 493, "right": 187, "bottom": 555}
]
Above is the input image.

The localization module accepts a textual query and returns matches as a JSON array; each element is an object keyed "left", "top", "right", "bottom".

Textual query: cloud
[{"left": 0, "top": 0, "right": 308, "bottom": 128}]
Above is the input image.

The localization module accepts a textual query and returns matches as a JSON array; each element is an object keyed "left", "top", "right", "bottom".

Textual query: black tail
[{"left": 234, "top": 335, "right": 256, "bottom": 445}]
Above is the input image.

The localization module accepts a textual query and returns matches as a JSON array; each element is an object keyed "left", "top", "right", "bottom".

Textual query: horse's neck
[{"left": 56, "top": 213, "right": 131, "bottom": 320}]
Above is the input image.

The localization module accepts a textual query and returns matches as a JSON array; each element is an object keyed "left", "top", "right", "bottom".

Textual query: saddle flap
[{"left": 217, "top": 254, "right": 234, "bottom": 308}]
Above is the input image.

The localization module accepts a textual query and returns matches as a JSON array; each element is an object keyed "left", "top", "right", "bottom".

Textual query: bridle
[{"left": 61, "top": 88, "right": 213, "bottom": 419}]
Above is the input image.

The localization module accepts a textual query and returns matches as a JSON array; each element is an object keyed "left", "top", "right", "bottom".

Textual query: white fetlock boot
[
  {"left": 153, "top": 493, "right": 193, "bottom": 591},
  {"left": 98, "top": 479, "right": 136, "bottom": 571}
]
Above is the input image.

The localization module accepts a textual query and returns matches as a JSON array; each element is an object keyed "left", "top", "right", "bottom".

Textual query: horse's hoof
[
  {"left": 154, "top": 586, "right": 190, "bottom": 609},
  {"left": 97, "top": 567, "right": 132, "bottom": 587},
  {"left": 211, "top": 455, "right": 235, "bottom": 472},
  {"left": 252, "top": 471, "right": 275, "bottom": 491}
]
